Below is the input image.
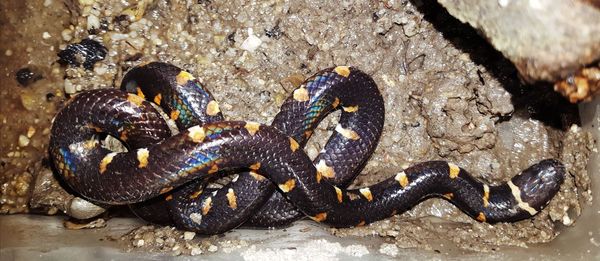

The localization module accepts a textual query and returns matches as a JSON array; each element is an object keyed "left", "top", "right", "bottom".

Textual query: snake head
[{"left": 511, "top": 159, "right": 565, "bottom": 212}]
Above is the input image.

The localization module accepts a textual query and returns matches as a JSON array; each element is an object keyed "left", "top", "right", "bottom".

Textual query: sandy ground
[{"left": 0, "top": 0, "right": 594, "bottom": 256}]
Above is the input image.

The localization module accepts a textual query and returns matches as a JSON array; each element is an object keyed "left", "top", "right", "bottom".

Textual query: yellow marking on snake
[
  {"left": 278, "top": 179, "right": 296, "bottom": 193},
  {"left": 359, "top": 188, "right": 373, "bottom": 202},
  {"left": 293, "top": 86, "right": 309, "bottom": 102},
  {"left": 120, "top": 130, "right": 128, "bottom": 141},
  {"left": 332, "top": 97, "right": 340, "bottom": 108},
  {"left": 99, "top": 152, "right": 118, "bottom": 174},
  {"left": 342, "top": 105, "right": 359, "bottom": 113},
  {"left": 395, "top": 171, "right": 409, "bottom": 188},
  {"left": 483, "top": 184, "right": 490, "bottom": 207},
  {"left": 476, "top": 212, "right": 486, "bottom": 222},
  {"left": 334, "top": 66, "right": 351, "bottom": 77},
  {"left": 176, "top": 71, "right": 196, "bottom": 85},
  {"left": 507, "top": 180, "right": 538, "bottom": 215},
  {"left": 334, "top": 186, "right": 343, "bottom": 203},
  {"left": 249, "top": 170, "right": 265, "bottom": 181},
  {"left": 190, "top": 189, "right": 203, "bottom": 199},
  {"left": 448, "top": 163, "right": 460, "bottom": 179},
  {"left": 311, "top": 212, "right": 327, "bottom": 222},
  {"left": 201, "top": 197, "right": 212, "bottom": 215},
  {"left": 316, "top": 160, "right": 336, "bottom": 179},
  {"left": 136, "top": 148, "right": 149, "bottom": 168},
  {"left": 170, "top": 110, "right": 180, "bottom": 120},
  {"left": 208, "top": 164, "right": 219, "bottom": 174},
  {"left": 244, "top": 121, "right": 260, "bottom": 135},
  {"left": 165, "top": 194, "right": 173, "bottom": 201},
  {"left": 443, "top": 193, "right": 454, "bottom": 200},
  {"left": 206, "top": 100, "right": 220, "bottom": 116},
  {"left": 136, "top": 87, "right": 146, "bottom": 99},
  {"left": 347, "top": 192, "right": 360, "bottom": 201},
  {"left": 82, "top": 139, "right": 99, "bottom": 149},
  {"left": 356, "top": 220, "right": 366, "bottom": 227},
  {"left": 289, "top": 137, "right": 300, "bottom": 152},
  {"left": 249, "top": 162, "right": 261, "bottom": 170},
  {"left": 153, "top": 93, "right": 162, "bottom": 105},
  {"left": 87, "top": 124, "right": 103, "bottom": 132},
  {"left": 226, "top": 188, "right": 238, "bottom": 210},
  {"left": 127, "top": 93, "right": 145, "bottom": 106},
  {"left": 159, "top": 186, "right": 173, "bottom": 194},
  {"left": 304, "top": 130, "right": 313, "bottom": 138},
  {"left": 335, "top": 124, "right": 360, "bottom": 140},
  {"left": 187, "top": 126, "right": 206, "bottom": 143}
]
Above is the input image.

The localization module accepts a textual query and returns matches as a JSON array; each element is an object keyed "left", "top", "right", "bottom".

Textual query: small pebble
[
  {"left": 208, "top": 244, "right": 218, "bottom": 252},
  {"left": 190, "top": 247, "right": 203, "bottom": 256},
  {"left": 183, "top": 231, "right": 196, "bottom": 241},
  {"left": 42, "top": 32, "right": 51, "bottom": 39},
  {"left": 18, "top": 135, "right": 30, "bottom": 147},
  {"left": 27, "top": 126, "right": 36, "bottom": 138},
  {"left": 87, "top": 15, "right": 100, "bottom": 30},
  {"left": 61, "top": 29, "right": 73, "bottom": 41},
  {"left": 240, "top": 28, "right": 262, "bottom": 52},
  {"left": 64, "top": 79, "right": 76, "bottom": 94},
  {"left": 134, "top": 239, "right": 145, "bottom": 247}
]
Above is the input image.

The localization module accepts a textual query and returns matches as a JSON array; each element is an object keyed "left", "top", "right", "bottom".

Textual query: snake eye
[{"left": 124, "top": 80, "right": 138, "bottom": 93}]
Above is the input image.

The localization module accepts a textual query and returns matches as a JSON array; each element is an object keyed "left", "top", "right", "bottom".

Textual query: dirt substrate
[{"left": 0, "top": 0, "right": 595, "bottom": 256}]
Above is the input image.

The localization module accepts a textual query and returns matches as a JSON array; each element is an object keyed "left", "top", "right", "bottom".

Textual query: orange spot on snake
[
  {"left": 312, "top": 212, "right": 327, "bottom": 222},
  {"left": 153, "top": 93, "right": 162, "bottom": 105},
  {"left": 278, "top": 179, "right": 296, "bottom": 193}
]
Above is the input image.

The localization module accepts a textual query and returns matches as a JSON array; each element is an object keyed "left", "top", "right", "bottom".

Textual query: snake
[{"left": 49, "top": 62, "right": 565, "bottom": 234}]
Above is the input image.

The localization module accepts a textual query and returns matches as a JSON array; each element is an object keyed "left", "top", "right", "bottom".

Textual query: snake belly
[{"left": 49, "top": 62, "right": 565, "bottom": 233}]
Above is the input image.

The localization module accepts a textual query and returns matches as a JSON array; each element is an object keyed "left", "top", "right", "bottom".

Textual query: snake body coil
[{"left": 50, "top": 62, "right": 565, "bottom": 234}]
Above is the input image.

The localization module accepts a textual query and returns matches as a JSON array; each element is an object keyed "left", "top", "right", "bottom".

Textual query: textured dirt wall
[{"left": 0, "top": 0, "right": 594, "bottom": 255}]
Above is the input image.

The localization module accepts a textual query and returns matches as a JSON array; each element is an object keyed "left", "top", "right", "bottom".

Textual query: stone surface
[{"left": 437, "top": 0, "right": 600, "bottom": 84}]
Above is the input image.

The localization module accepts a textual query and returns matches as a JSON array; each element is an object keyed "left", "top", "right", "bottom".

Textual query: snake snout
[{"left": 512, "top": 159, "right": 566, "bottom": 210}]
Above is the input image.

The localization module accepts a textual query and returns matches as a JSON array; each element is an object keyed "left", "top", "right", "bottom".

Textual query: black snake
[{"left": 49, "top": 62, "right": 565, "bottom": 234}]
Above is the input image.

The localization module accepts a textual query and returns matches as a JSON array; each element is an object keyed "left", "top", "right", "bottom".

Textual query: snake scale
[{"left": 49, "top": 62, "right": 565, "bottom": 234}]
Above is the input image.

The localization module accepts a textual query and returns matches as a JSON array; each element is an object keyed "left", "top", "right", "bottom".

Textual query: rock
[
  {"left": 57, "top": 39, "right": 107, "bottom": 70},
  {"left": 15, "top": 67, "right": 43, "bottom": 87},
  {"left": 437, "top": 0, "right": 600, "bottom": 84}
]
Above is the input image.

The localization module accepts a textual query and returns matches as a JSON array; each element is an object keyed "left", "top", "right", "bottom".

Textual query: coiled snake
[{"left": 50, "top": 62, "right": 565, "bottom": 234}]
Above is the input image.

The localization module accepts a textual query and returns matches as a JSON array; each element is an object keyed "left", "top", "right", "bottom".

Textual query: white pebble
[
  {"left": 64, "top": 79, "right": 76, "bottom": 94},
  {"left": 240, "top": 28, "right": 262, "bottom": 52},
  {"left": 87, "top": 15, "right": 100, "bottom": 30},
  {"left": 562, "top": 214, "right": 572, "bottom": 225},
  {"left": 42, "top": 32, "right": 51, "bottom": 39},
  {"left": 190, "top": 247, "right": 203, "bottom": 256},
  {"left": 18, "top": 135, "right": 30, "bottom": 147},
  {"left": 5, "top": 49, "right": 12, "bottom": 56},
  {"left": 208, "top": 244, "right": 218, "bottom": 252},
  {"left": 183, "top": 231, "right": 196, "bottom": 241},
  {"left": 43, "top": 0, "right": 53, "bottom": 7},
  {"left": 134, "top": 239, "right": 145, "bottom": 247},
  {"left": 61, "top": 29, "right": 73, "bottom": 41}
]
